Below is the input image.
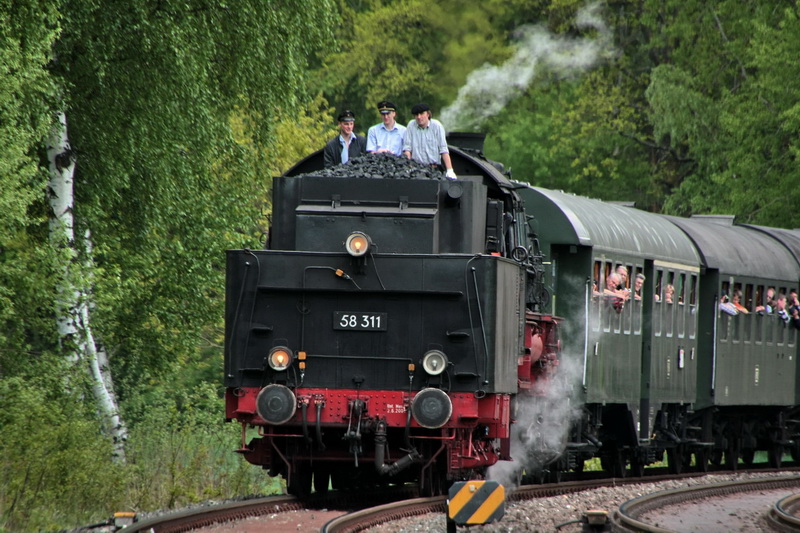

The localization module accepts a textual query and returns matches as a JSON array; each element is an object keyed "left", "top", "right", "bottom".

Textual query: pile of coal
[{"left": 302, "top": 153, "right": 444, "bottom": 180}]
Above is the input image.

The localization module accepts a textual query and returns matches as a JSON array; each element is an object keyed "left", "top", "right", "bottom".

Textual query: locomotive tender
[
  {"left": 224, "top": 134, "right": 559, "bottom": 496},
  {"left": 225, "top": 133, "right": 800, "bottom": 495}
]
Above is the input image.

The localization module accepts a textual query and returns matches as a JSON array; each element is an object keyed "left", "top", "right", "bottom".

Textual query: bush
[
  {"left": 0, "top": 374, "right": 123, "bottom": 533},
  {"left": 0, "top": 368, "right": 280, "bottom": 532},
  {"left": 122, "top": 382, "right": 281, "bottom": 511}
]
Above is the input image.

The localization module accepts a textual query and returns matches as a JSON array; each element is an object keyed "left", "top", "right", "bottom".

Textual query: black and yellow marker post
[{"left": 446, "top": 480, "right": 505, "bottom": 532}]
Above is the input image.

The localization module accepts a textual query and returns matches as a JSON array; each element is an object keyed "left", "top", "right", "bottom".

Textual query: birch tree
[
  {"left": 47, "top": 112, "right": 128, "bottom": 458},
  {"left": 4, "top": 0, "right": 336, "bottom": 459}
]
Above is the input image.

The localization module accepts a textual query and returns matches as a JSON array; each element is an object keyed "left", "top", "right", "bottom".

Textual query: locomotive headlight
[
  {"left": 422, "top": 350, "right": 448, "bottom": 376},
  {"left": 345, "top": 231, "right": 371, "bottom": 257},
  {"left": 267, "top": 346, "right": 293, "bottom": 371}
]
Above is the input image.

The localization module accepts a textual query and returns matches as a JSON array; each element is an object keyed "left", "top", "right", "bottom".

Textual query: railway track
[
  {"left": 102, "top": 486, "right": 418, "bottom": 533},
  {"left": 320, "top": 475, "right": 708, "bottom": 533},
  {"left": 612, "top": 475, "right": 800, "bottom": 532},
  {"left": 76, "top": 467, "right": 800, "bottom": 532},
  {"left": 118, "top": 494, "right": 307, "bottom": 533},
  {"left": 766, "top": 492, "right": 800, "bottom": 532}
]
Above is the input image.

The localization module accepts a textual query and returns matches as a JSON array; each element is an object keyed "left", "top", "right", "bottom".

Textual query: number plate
[{"left": 334, "top": 312, "right": 388, "bottom": 331}]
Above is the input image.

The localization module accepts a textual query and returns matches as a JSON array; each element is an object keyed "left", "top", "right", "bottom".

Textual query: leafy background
[{"left": 2, "top": 0, "right": 799, "bottom": 530}]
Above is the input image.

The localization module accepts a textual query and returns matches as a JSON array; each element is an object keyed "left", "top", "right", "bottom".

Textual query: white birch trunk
[{"left": 47, "top": 112, "right": 128, "bottom": 462}]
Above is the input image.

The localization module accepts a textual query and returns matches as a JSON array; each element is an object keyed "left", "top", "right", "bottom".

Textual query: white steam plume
[
  {"left": 440, "top": 2, "right": 614, "bottom": 132},
  {"left": 488, "top": 274, "right": 593, "bottom": 489},
  {"left": 487, "top": 352, "right": 585, "bottom": 489}
]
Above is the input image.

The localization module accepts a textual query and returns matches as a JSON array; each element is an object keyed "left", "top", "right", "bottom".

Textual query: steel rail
[
  {"left": 766, "top": 492, "right": 800, "bottom": 532},
  {"left": 612, "top": 476, "right": 800, "bottom": 533},
  {"left": 121, "top": 495, "right": 305, "bottom": 533}
]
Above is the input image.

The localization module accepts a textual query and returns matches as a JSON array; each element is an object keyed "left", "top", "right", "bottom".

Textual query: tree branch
[{"left": 618, "top": 131, "right": 696, "bottom": 163}]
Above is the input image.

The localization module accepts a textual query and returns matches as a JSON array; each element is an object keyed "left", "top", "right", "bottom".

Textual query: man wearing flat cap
[
  {"left": 403, "top": 103, "right": 457, "bottom": 179},
  {"left": 323, "top": 109, "right": 367, "bottom": 167},
  {"left": 366, "top": 100, "right": 406, "bottom": 156}
]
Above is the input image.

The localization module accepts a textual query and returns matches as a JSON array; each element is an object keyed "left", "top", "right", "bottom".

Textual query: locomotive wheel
[
  {"left": 740, "top": 448, "right": 755, "bottom": 466},
  {"left": 666, "top": 447, "right": 684, "bottom": 474},
  {"left": 710, "top": 449, "right": 723, "bottom": 467},
  {"left": 693, "top": 449, "right": 709, "bottom": 473},
  {"left": 791, "top": 442, "right": 800, "bottom": 462},
  {"left": 313, "top": 465, "right": 331, "bottom": 494},
  {"left": 725, "top": 444, "right": 740, "bottom": 471},
  {"left": 768, "top": 444, "right": 783, "bottom": 469},
  {"left": 287, "top": 464, "right": 312, "bottom": 498},
  {"left": 601, "top": 449, "right": 627, "bottom": 478}
]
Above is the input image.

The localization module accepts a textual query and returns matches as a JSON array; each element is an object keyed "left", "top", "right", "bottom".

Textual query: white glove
[{"left": 445, "top": 168, "right": 457, "bottom": 180}]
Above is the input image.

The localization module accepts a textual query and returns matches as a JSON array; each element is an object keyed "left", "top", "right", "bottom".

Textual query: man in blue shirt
[
  {"left": 366, "top": 100, "right": 406, "bottom": 156},
  {"left": 323, "top": 110, "right": 367, "bottom": 167},
  {"left": 403, "top": 103, "right": 457, "bottom": 179}
]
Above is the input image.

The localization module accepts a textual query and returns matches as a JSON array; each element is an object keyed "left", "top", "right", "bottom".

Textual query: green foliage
[
  {"left": 33, "top": 0, "right": 339, "bottom": 393},
  {"left": 122, "top": 383, "right": 281, "bottom": 511},
  {"left": 0, "top": 367, "right": 278, "bottom": 532},
  {"left": 0, "top": 0, "right": 60, "bottom": 241},
  {"left": 267, "top": 93, "right": 337, "bottom": 177},
  {"left": 0, "top": 0, "right": 62, "bottom": 365},
  {"left": 2, "top": 2, "right": 336, "bottom": 528},
  {"left": 320, "top": 0, "right": 546, "bottom": 127},
  {"left": 0, "top": 370, "right": 124, "bottom": 532}
]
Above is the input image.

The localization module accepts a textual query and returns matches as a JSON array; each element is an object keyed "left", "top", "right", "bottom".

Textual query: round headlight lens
[
  {"left": 422, "top": 350, "right": 448, "bottom": 376},
  {"left": 268, "top": 346, "right": 293, "bottom": 371},
  {"left": 345, "top": 232, "right": 371, "bottom": 257}
]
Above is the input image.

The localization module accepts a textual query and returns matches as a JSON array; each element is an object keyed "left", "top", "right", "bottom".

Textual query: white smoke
[
  {"left": 488, "top": 352, "right": 585, "bottom": 489},
  {"left": 488, "top": 275, "right": 593, "bottom": 489},
  {"left": 440, "top": 2, "right": 614, "bottom": 132}
]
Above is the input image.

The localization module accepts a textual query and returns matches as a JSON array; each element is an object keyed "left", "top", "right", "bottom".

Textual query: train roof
[
  {"left": 741, "top": 225, "right": 800, "bottom": 267},
  {"left": 518, "top": 186, "right": 701, "bottom": 265},
  {"left": 665, "top": 216, "right": 800, "bottom": 280}
]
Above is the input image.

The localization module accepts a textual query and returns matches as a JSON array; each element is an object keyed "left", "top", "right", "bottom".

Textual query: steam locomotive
[
  {"left": 224, "top": 134, "right": 559, "bottom": 496},
  {"left": 224, "top": 133, "right": 800, "bottom": 495}
]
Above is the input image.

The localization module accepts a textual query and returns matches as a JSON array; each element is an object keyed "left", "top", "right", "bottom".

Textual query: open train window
[
  {"left": 788, "top": 289, "right": 797, "bottom": 348},
  {"left": 664, "top": 271, "right": 675, "bottom": 337},
  {"left": 745, "top": 284, "right": 754, "bottom": 313},
  {"left": 591, "top": 260, "right": 601, "bottom": 332},
  {"left": 730, "top": 282, "right": 741, "bottom": 343},
  {"left": 688, "top": 274, "right": 698, "bottom": 339},
  {"left": 653, "top": 270, "right": 663, "bottom": 337},
  {"left": 677, "top": 273, "right": 686, "bottom": 338},
  {"left": 633, "top": 266, "right": 643, "bottom": 335},
  {"left": 754, "top": 285, "right": 764, "bottom": 344},
  {"left": 608, "top": 261, "right": 621, "bottom": 334},
  {"left": 621, "top": 263, "right": 633, "bottom": 335},
  {"left": 719, "top": 281, "right": 730, "bottom": 342},
  {"left": 740, "top": 283, "right": 751, "bottom": 343}
]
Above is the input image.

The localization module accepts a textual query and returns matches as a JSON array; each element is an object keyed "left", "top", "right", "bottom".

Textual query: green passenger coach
[{"left": 517, "top": 186, "right": 702, "bottom": 475}]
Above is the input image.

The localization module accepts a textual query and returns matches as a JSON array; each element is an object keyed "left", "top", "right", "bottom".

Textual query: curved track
[
  {"left": 612, "top": 476, "right": 800, "bottom": 532},
  {"left": 765, "top": 493, "right": 800, "bottom": 533},
  {"left": 120, "top": 495, "right": 306, "bottom": 533}
]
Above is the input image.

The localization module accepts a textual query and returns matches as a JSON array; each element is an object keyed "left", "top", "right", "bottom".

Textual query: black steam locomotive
[
  {"left": 225, "top": 133, "right": 800, "bottom": 495},
  {"left": 224, "top": 134, "right": 559, "bottom": 496}
]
